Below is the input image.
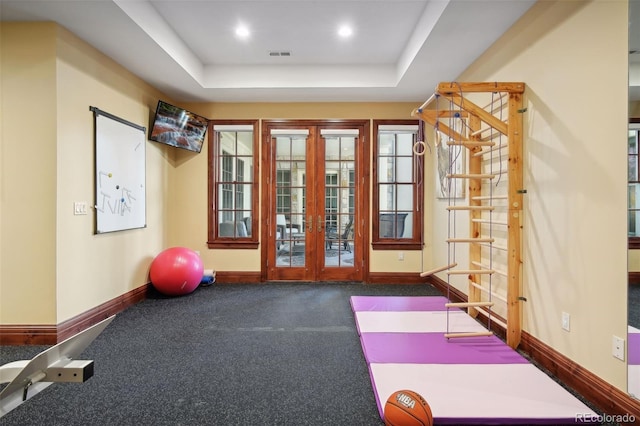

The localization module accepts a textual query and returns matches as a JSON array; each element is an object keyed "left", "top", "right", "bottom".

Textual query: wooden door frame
[{"left": 260, "top": 119, "right": 370, "bottom": 282}]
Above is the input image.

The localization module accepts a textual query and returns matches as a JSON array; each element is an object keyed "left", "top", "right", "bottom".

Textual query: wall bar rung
[
  {"left": 420, "top": 263, "right": 458, "bottom": 277},
  {"left": 472, "top": 195, "right": 508, "bottom": 201},
  {"left": 445, "top": 301, "right": 495, "bottom": 308},
  {"left": 417, "top": 92, "right": 437, "bottom": 112},
  {"left": 447, "top": 140, "right": 495, "bottom": 147},
  {"left": 471, "top": 218, "right": 508, "bottom": 226},
  {"left": 446, "top": 206, "right": 495, "bottom": 211},
  {"left": 470, "top": 261, "right": 506, "bottom": 277},
  {"left": 444, "top": 331, "right": 494, "bottom": 338},
  {"left": 470, "top": 281, "right": 508, "bottom": 303},
  {"left": 446, "top": 237, "right": 495, "bottom": 243},
  {"left": 469, "top": 127, "right": 494, "bottom": 137},
  {"left": 447, "top": 173, "right": 496, "bottom": 179},
  {"left": 473, "top": 143, "right": 510, "bottom": 157},
  {"left": 448, "top": 269, "right": 495, "bottom": 275}
]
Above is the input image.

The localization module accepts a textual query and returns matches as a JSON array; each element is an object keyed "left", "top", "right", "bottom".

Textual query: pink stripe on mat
[
  {"left": 629, "top": 333, "right": 640, "bottom": 364},
  {"left": 350, "top": 295, "right": 449, "bottom": 312},
  {"left": 360, "top": 332, "right": 528, "bottom": 364}
]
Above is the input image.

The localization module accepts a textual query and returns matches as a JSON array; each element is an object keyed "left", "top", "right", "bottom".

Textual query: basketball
[{"left": 383, "top": 389, "right": 433, "bottom": 426}]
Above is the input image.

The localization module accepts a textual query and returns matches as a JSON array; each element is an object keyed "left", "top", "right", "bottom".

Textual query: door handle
[
  {"left": 318, "top": 215, "right": 322, "bottom": 232},
  {"left": 308, "top": 215, "right": 313, "bottom": 232}
]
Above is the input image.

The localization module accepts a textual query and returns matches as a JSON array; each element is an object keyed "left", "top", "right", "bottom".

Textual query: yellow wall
[
  {"left": 170, "top": 102, "right": 425, "bottom": 274},
  {"left": 54, "top": 27, "right": 173, "bottom": 322},
  {"left": 0, "top": 23, "right": 171, "bottom": 324},
  {"left": 630, "top": 250, "right": 640, "bottom": 272},
  {"left": 431, "top": 0, "right": 628, "bottom": 390},
  {"left": 1, "top": 23, "right": 58, "bottom": 323}
]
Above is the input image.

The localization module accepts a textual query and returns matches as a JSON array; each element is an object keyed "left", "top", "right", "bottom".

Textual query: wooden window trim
[
  {"left": 207, "top": 119, "right": 260, "bottom": 249},
  {"left": 371, "top": 119, "right": 423, "bottom": 250}
]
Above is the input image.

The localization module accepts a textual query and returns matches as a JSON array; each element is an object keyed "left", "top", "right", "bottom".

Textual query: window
[
  {"left": 372, "top": 120, "right": 423, "bottom": 250},
  {"left": 630, "top": 121, "right": 640, "bottom": 249},
  {"left": 208, "top": 120, "right": 259, "bottom": 248}
]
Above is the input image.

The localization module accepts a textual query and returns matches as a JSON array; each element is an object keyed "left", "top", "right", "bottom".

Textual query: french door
[{"left": 263, "top": 121, "right": 367, "bottom": 281}]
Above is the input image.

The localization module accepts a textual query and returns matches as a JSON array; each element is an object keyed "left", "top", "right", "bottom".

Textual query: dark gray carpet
[
  {"left": 0, "top": 283, "right": 443, "bottom": 425},
  {"left": 0, "top": 282, "right": 622, "bottom": 425},
  {"left": 629, "top": 284, "right": 640, "bottom": 329}
]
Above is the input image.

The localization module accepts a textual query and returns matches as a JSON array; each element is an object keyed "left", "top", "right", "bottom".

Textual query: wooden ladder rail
[
  {"left": 413, "top": 82, "right": 525, "bottom": 349},
  {"left": 506, "top": 88, "right": 524, "bottom": 349}
]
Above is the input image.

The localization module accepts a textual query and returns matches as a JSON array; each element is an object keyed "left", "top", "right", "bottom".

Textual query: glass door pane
[
  {"left": 275, "top": 136, "right": 307, "bottom": 267},
  {"left": 324, "top": 135, "right": 355, "bottom": 268}
]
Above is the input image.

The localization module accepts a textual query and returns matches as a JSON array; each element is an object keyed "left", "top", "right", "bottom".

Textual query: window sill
[
  {"left": 371, "top": 241, "right": 422, "bottom": 251},
  {"left": 207, "top": 241, "right": 260, "bottom": 249}
]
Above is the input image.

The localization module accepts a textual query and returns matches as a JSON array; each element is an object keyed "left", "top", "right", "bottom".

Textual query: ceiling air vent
[{"left": 269, "top": 51, "right": 291, "bottom": 57}]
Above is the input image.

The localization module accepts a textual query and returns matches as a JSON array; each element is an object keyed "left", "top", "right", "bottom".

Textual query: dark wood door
[{"left": 263, "top": 121, "right": 366, "bottom": 282}]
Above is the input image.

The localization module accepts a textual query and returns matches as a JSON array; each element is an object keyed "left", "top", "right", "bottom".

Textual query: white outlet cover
[
  {"left": 561, "top": 312, "right": 570, "bottom": 331},
  {"left": 612, "top": 335, "right": 625, "bottom": 361}
]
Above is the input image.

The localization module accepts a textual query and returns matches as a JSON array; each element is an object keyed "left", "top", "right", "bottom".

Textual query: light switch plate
[{"left": 74, "top": 202, "right": 88, "bottom": 215}]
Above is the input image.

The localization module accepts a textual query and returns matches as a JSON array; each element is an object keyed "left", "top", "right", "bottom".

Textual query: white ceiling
[{"left": 2, "top": 0, "right": 632, "bottom": 103}]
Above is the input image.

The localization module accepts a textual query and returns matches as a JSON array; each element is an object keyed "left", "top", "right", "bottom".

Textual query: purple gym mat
[
  {"left": 354, "top": 298, "right": 598, "bottom": 425},
  {"left": 350, "top": 295, "right": 450, "bottom": 312},
  {"left": 629, "top": 332, "right": 640, "bottom": 364},
  {"left": 360, "top": 332, "right": 528, "bottom": 364}
]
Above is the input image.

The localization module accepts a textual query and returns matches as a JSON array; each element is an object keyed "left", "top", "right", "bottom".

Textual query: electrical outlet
[
  {"left": 397, "top": 252, "right": 404, "bottom": 261},
  {"left": 561, "top": 312, "right": 570, "bottom": 331},
  {"left": 613, "top": 335, "right": 625, "bottom": 361}
]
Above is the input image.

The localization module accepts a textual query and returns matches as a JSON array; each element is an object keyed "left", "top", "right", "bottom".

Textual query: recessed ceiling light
[
  {"left": 235, "top": 25, "right": 250, "bottom": 39},
  {"left": 338, "top": 25, "right": 353, "bottom": 38}
]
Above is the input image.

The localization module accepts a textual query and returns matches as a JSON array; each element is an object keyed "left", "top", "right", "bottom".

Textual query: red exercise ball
[{"left": 149, "top": 247, "right": 204, "bottom": 296}]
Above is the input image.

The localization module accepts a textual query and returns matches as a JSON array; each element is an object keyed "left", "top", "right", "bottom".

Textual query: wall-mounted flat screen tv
[{"left": 149, "top": 101, "right": 208, "bottom": 153}]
